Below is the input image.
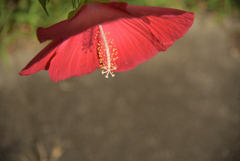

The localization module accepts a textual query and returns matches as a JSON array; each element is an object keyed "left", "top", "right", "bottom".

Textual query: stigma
[{"left": 97, "top": 25, "right": 118, "bottom": 78}]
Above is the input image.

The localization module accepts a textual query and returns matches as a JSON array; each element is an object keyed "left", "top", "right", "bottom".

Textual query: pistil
[{"left": 98, "top": 25, "right": 118, "bottom": 78}]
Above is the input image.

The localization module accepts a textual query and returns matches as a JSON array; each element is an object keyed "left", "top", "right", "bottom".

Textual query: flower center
[{"left": 97, "top": 25, "right": 118, "bottom": 78}]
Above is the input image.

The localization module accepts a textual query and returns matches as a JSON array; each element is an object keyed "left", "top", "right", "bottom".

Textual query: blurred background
[{"left": 1, "top": 0, "right": 240, "bottom": 161}]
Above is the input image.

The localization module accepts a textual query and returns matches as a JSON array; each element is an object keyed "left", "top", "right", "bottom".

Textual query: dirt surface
[{"left": 1, "top": 15, "right": 240, "bottom": 161}]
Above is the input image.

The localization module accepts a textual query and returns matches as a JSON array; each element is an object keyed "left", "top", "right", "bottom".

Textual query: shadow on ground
[{"left": 0, "top": 15, "right": 240, "bottom": 161}]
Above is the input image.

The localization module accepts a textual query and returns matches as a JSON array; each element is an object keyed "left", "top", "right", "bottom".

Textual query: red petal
[
  {"left": 37, "top": 1, "right": 194, "bottom": 44},
  {"left": 48, "top": 27, "right": 100, "bottom": 82},
  {"left": 19, "top": 40, "right": 61, "bottom": 76},
  {"left": 127, "top": 4, "right": 194, "bottom": 17},
  {"left": 99, "top": 9, "right": 194, "bottom": 72},
  {"left": 37, "top": 1, "right": 130, "bottom": 43}
]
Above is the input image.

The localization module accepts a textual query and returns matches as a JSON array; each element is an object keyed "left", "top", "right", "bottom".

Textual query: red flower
[{"left": 19, "top": 1, "right": 194, "bottom": 82}]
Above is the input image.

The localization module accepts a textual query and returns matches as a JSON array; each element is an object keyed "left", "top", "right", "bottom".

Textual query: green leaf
[{"left": 38, "top": 0, "right": 50, "bottom": 16}]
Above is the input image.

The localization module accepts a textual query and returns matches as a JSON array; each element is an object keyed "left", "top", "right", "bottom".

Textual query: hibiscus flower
[{"left": 19, "top": 0, "right": 194, "bottom": 82}]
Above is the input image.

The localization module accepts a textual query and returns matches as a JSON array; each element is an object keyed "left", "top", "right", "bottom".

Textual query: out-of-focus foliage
[
  {"left": 128, "top": 0, "right": 240, "bottom": 17},
  {"left": 0, "top": 0, "right": 240, "bottom": 67},
  {"left": 0, "top": 0, "right": 72, "bottom": 67}
]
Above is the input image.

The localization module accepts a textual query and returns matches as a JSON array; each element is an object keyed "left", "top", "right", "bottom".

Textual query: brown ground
[{"left": 0, "top": 15, "right": 240, "bottom": 161}]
